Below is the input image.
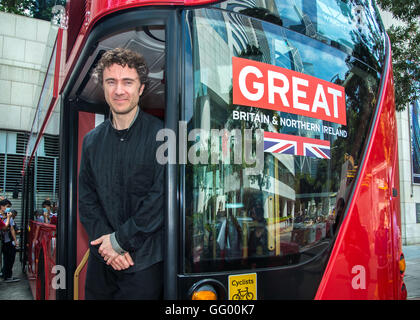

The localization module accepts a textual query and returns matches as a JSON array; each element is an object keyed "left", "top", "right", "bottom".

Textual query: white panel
[
  {"left": 6, "top": 132, "right": 17, "bottom": 154},
  {"left": 95, "top": 114, "right": 105, "bottom": 128},
  {"left": 37, "top": 136, "right": 45, "bottom": 157},
  {"left": 15, "top": 16, "right": 37, "bottom": 41},
  {"left": 0, "top": 131, "right": 6, "bottom": 153}
]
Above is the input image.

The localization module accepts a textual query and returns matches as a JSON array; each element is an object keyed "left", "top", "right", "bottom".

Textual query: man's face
[{"left": 103, "top": 64, "right": 145, "bottom": 116}]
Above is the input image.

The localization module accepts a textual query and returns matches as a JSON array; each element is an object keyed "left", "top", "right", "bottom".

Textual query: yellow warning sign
[{"left": 228, "top": 273, "right": 257, "bottom": 300}]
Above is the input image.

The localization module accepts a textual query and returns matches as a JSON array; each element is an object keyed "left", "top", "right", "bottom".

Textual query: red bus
[{"left": 21, "top": 0, "right": 407, "bottom": 300}]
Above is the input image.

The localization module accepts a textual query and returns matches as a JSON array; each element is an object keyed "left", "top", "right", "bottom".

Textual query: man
[
  {"left": 0, "top": 199, "right": 19, "bottom": 282},
  {"left": 79, "top": 48, "right": 164, "bottom": 300},
  {"left": 41, "top": 199, "right": 51, "bottom": 224}
]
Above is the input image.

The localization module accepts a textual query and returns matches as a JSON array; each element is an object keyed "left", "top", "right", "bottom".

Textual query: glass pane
[
  {"left": 184, "top": 8, "right": 380, "bottom": 273},
  {"left": 212, "top": 0, "right": 385, "bottom": 72},
  {"left": 33, "top": 96, "right": 60, "bottom": 225},
  {"left": 411, "top": 100, "right": 420, "bottom": 184}
]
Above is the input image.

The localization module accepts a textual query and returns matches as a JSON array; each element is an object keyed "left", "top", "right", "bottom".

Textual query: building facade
[
  {"left": 381, "top": 11, "right": 420, "bottom": 245},
  {"left": 0, "top": 11, "right": 60, "bottom": 225}
]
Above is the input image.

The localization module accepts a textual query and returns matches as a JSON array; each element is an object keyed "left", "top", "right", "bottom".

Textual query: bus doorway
[{"left": 58, "top": 11, "right": 177, "bottom": 299}]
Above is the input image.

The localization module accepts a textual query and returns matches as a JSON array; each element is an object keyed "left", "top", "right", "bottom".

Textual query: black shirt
[{"left": 78, "top": 109, "right": 164, "bottom": 272}]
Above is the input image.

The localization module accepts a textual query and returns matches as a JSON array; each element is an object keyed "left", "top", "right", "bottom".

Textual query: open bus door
[
  {"left": 58, "top": 97, "right": 110, "bottom": 300},
  {"left": 74, "top": 106, "right": 107, "bottom": 300},
  {"left": 58, "top": 10, "right": 177, "bottom": 299}
]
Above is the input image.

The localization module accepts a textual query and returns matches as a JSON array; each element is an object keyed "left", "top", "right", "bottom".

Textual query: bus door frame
[
  {"left": 58, "top": 9, "right": 180, "bottom": 299},
  {"left": 22, "top": 164, "right": 35, "bottom": 272}
]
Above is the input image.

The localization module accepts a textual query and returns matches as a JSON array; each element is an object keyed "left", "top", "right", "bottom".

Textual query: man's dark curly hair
[{"left": 92, "top": 47, "right": 149, "bottom": 86}]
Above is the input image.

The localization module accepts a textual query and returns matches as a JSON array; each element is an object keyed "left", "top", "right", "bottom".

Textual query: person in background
[
  {"left": 0, "top": 198, "right": 12, "bottom": 277},
  {"left": 0, "top": 205, "right": 12, "bottom": 278},
  {"left": 41, "top": 200, "right": 51, "bottom": 224},
  {"left": 10, "top": 210, "right": 20, "bottom": 235},
  {"left": 50, "top": 212, "right": 58, "bottom": 225},
  {"left": 52, "top": 202, "right": 58, "bottom": 214},
  {"left": 50, "top": 201, "right": 58, "bottom": 225},
  {"left": 35, "top": 210, "right": 44, "bottom": 223},
  {"left": 0, "top": 210, "right": 12, "bottom": 230},
  {"left": 0, "top": 199, "right": 19, "bottom": 282}
]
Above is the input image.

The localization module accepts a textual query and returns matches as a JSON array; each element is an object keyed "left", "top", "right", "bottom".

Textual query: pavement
[
  {"left": 403, "top": 244, "right": 420, "bottom": 300},
  {"left": 0, "top": 255, "right": 33, "bottom": 300},
  {"left": 0, "top": 246, "right": 418, "bottom": 300}
]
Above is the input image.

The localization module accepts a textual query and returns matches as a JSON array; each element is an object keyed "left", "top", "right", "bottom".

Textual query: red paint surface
[
  {"left": 315, "top": 49, "right": 404, "bottom": 300},
  {"left": 26, "top": 221, "right": 57, "bottom": 300},
  {"left": 75, "top": 111, "right": 97, "bottom": 300}
]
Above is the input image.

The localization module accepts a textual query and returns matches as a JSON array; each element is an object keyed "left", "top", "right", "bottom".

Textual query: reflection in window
[
  {"left": 212, "top": 0, "right": 385, "bottom": 72},
  {"left": 184, "top": 8, "right": 380, "bottom": 273}
]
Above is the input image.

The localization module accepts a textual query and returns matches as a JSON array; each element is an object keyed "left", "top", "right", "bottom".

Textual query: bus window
[
  {"left": 183, "top": 8, "right": 381, "bottom": 273},
  {"left": 24, "top": 25, "right": 61, "bottom": 225},
  {"left": 211, "top": 0, "right": 385, "bottom": 72},
  {"left": 31, "top": 100, "right": 61, "bottom": 225},
  {"left": 73, "top": 25, "right": 166, "bottom": 119}
]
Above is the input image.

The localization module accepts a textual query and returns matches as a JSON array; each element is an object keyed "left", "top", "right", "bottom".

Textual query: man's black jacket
[{"left": 78, "top": 109, "right": 164, "bottom": 272}]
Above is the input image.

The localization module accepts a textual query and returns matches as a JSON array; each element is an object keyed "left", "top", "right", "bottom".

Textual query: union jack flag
[{"left": 264, "top": 132, "right": 331, "bottom": 159}]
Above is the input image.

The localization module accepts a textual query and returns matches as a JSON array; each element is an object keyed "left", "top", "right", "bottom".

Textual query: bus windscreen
[{"left": 183, "top": 5, "right": 382, "bottom": 273}]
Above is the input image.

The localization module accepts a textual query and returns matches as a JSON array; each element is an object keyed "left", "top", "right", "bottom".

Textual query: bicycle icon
[{"left": 232, "top": 287, "right": 254, "bottom": 300}]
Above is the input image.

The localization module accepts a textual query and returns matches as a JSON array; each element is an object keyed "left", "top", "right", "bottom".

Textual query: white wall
[
  {"left": 397, "top": 109, "right": 420, "bottom": 245},
  {"left": 0, "top": 11, "right": 57, "bottom": 133},
  {"left": 379, "top": 9, "right": 420, "bottom": 244}
]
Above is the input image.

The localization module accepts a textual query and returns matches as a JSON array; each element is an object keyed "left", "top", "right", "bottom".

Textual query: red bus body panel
[
  {"left": 75, "top": 112, "right": 98, "bottom": 300},
  {"left": 315, "top": 49, "right": 404, "bottom": 299},
  {"left": 27, "top": 221, "right": 57, "bottom": 300}
]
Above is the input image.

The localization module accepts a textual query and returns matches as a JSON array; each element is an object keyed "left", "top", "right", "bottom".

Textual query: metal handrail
[{"left": 73, "top": 249, "right": 90, "bottom": 300}]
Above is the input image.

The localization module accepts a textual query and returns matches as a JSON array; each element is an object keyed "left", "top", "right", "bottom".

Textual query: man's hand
[
  {"left": 91, "top": 234, "right": 118, "bottom": 263},
  {"left": 91, "top": 234, "right": 134, "bottom": 271},
  {"left": 109, "top": 252, "right": 134, "bottom": 271}
]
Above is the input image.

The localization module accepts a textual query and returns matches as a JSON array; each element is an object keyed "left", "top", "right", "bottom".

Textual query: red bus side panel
[
  {"left": 315, "top": 57, "right": 402, "bottom": 299},
  {"left": 75, "top": 111, "right": 97, "bottom": 300}
]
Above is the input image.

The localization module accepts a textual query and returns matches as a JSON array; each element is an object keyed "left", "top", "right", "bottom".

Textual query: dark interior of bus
[
  {"left": 68, "top": 25, "right": 166, "bottom": 120},
  {"left": 59, "top": 23, "right": 168, "bottom": 300}
]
